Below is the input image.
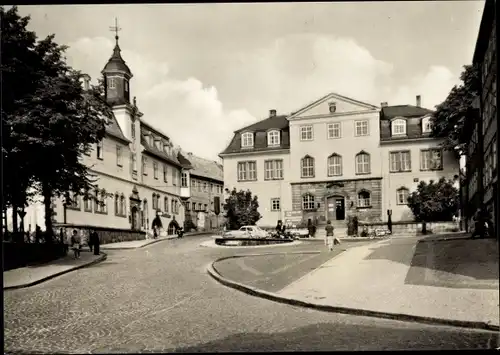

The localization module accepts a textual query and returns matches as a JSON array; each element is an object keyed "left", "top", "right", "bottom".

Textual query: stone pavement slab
[
  {"left": 277, "top": 238, "right": 499, "bottom": 328},
  {"left": 3, "top": 251, "right": 106, "bottom": 290}
]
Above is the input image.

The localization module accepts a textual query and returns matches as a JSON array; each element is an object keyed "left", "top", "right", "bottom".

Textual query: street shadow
[
  {"left": 25, "top": 254, "right": 100, "bottom": 269},
  {"left": 162, "top": 323, "right": 497, "bottom": 352}
]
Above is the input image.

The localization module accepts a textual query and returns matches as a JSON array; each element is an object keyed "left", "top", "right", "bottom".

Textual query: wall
[
  {"left": 361, "top": 221, "right": 460, "bottom": 236},
  {"left": 380, "top": 139, "right": 460, "bottom": 222},
  {"left": 288, "top": 111, "right": 382, "bottom": 183},
  {"left": 222, "top": 152, "right": 292, "bottom": 227}
]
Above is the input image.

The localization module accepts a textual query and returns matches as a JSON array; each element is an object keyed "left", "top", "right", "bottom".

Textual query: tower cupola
[{"left": 101, "top": 18, "right": 133, "bottom": 106}]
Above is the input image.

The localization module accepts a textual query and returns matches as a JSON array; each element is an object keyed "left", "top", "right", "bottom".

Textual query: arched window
[
  {"left": 327, "top": 153, "right": 342, "bottom": 176},
  {"left": 422, "top": 117, "right": 433, "bottom": 133},
  {"left": 267, "top": 130, "right": 280, "bottom": 146},
  {"left": 391, "top": 119, "right": 406, "bottom": 135},
  {"left": 114, "top": 193, "right": 119, "bottom": 215},
  {"left": 241, "top": 132, "right": 254, "bottom": 148},
  {"left": 396, "top": 187, "right": 409, "bottom": 205},
  {"left": 301, "top": 155, "right": 315, "bottom": 178},
  {"left": 302, "top": 194, "right": 316, "bottom": 210},
  {"left": 355, "top": 152, "right": 370, "bottom": 174},
  {"left": 120, "top": 194, "right": 126, "bottom": 216},
  {"left": 143, "top": 199, "right": 149, "bottom": 229},
  {"left": 357, "top": 190, "right": 371, "bottom": 208}
]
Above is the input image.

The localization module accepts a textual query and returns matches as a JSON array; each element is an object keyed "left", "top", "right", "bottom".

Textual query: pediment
[{"left": 287, "top": 92, "right": 379, "bottom": 121}]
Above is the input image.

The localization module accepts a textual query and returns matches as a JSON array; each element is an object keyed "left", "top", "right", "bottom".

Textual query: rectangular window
[
  {"left": 389, "top": 151, "right": 411, "bottom": 172},
  {"left": 327, "top": 155, "right": 342, "bottom": 176},
  {"left": 264, "top": 159, "right": 284, "bottom": 180},
  {"left": 271, "top": 198, "right": 280, "bottom": 211},
  {"left": 300, "top": 125, "right": 313, "bottom": 141},
  {"left": 241, "top": 132, "right": 254, "bottom": 148},
  {"left": 181, "top": 173, "right": 188, "bottom": 187},
  {"left": 131, "top": 122, "right": 135, "bottom": 140},
  {"left": 163, "top": 165, "right": 168, "bottom": 182},
  {"left": 116, "top": 145, "right": 122, "bottom": 166},
  {"left": 172, "top": 169, "right": 177, "bottom": 186},
  {"left": 97, "top": 141, "right": 103, "bottom": 160},
  {"left": 198, "top": 181, "right": 202, "bottom": 192},
  {"left": 142, "top": 157, "right": 147, "bottom": 175},
  {"left": 355, "top": 120, "right": 369, "bottom": 136},
  {"left": 267, "top": 131, "right": 280, "bottom": 146},
  {"left": 204, "top": 203, "right": 208, "bottom": 212},
  {"left": 192, "top": 202, "right": 196, "bottom": 211},
  {"left": 198, "top": 203, "right": 202, "bottom": 211},
  {"left": 153, "top": 162, "right": 158, "bottom": 179},
  {"left": 237, "top": 161, "right": 257, "bottom": 181},
  {"left": 131, "top": 154, "right": 137, "bottom": 172},
  {"left": 203, "top": 182, "right": 208, "bottom": 192},
  {"left": 327, "top": 123, "right": 341, "bottom": 139},
  {"left": 355, "top": 154, "right": 370, "bottom": 174},
  {"left": 210, "top": 184, "right": 214, "bottom": 192},
  {"left": 108, "top": 77, "right": 116, "bottom": 89},
  {"left": 420, "top": 149, "right": 443, "bottom": 171}
]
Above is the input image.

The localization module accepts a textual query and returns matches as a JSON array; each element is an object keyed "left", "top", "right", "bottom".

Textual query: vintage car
[
  {"left": 287, "top": 227, "right": 310, "bottom": 238},
  {"left": 224, "top": 225, "right": 269, "bottom": 239}
]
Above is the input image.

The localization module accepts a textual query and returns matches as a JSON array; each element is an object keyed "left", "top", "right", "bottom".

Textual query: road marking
[
  {"left": 235, "top": 258, "right": 263, "bottom": 276},
  {"left": 269, "top": 254, "right": 318, "bottom": 275}
]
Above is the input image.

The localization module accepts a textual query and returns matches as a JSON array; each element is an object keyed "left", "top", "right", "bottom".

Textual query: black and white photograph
[{"left": 2, "top": 1, "right": 499, "bottom": 352}]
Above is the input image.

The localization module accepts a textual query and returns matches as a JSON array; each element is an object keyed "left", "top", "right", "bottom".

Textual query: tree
[
  {"left": 431, "top": 65, "right": 481, "bottom": 158},
  {"left": 407, "top": 177, "right": 459, "bottom": 226},
  {"left": 223, "top": 188, "right": 261, "bottom": 230},
  {"left": 1, "top": 6, "right": 113, "bottom": 235}
]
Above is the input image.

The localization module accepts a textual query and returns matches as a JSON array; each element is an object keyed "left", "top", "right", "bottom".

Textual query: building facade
[
  {"left": 179, "top": 152, "right": 225, "bottom": 231},
  {"left": 11, "top": 34, "right": 223, "bottom": 236},
  {"left": 464, "top": 0, "right": 498, "bottom": 234},
  {"left": 221, "top": 93, "right": 459, "bottom": 228},
  {"left": 220, "top": 110, "right": 292, "bottom": 227}
]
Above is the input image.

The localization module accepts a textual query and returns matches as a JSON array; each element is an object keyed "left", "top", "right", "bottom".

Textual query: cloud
[
  {"left": 66, "top": 36, "right": 256, "bottom": 161},
  {"left": 66, "top": 34, "right": 460, "bottom": 160}
]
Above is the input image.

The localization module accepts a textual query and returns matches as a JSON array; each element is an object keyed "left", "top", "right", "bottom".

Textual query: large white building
[{"left": 220, "top": 92, "right": 459, "bottom": 229}]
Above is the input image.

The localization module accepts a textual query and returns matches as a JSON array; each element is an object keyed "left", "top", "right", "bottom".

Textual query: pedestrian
[
  {"left": 275, "top": 220, "right": 286, "bottom": 238},
  {"left": 325, "top": 220, "right": 335, "bottom": 251},
  {"left": 90, "top": 229, "right": 100, "bottom": 255},
  {"left": 307, "top": 219, "right": 314, "bottom": 238},
  {"left": 87, "top": 230, "right": 93, "bottom": 252},
  {"left": 70, "top": 229, "right": 81, "bottom": 259}
]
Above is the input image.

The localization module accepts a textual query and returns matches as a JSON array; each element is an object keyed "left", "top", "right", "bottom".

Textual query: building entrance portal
[{"left": 326, "top": 196, "right": 345, "bottom": 221}]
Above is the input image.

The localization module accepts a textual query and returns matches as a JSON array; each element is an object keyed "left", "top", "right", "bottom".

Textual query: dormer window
[
  {"left": 155, "top": 139, "right": 161, "bottom": 150},
  {"left": 422, "top": 117, "right": 433, "bottom": 133},
  {"left": 267, "top": 130, "right": 280, "bottom": 146},
  {"left": 391, "top": 119, "right": 406, "bottom": 136},
  {"left": 241, "top": 132, "right": 254, "bottom": 148}
]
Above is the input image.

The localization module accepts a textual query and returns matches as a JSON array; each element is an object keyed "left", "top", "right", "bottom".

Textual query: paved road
[{"left": 4, "top": 236, "right": 499, "bottom": 353}]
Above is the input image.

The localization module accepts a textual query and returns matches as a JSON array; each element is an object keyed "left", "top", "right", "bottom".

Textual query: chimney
[
  {"left": 269, "top": 109, "right": 277, "bottom": 117},
  {"left": 416, "top": 95, "right": 421, "bottom": 107},
  {"left": 81, "top": 74, "right": 91, "bottom": 91},
  {"left": 380, "top": 102, "right": 388, "bottom": 108}
]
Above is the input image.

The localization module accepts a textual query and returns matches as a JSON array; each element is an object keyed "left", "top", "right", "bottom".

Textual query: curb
[
  {"left": 4, "top": 253, "right": 108, "bottom": 290},
  {"left": 207, "top": 254, "right": 500, "bottom": 332},
  {"left": 100, "top": 237, "right": 177, "bottom": 250},
  {"left": 200, "top": 240, "right": 303, "bottom": 249}
]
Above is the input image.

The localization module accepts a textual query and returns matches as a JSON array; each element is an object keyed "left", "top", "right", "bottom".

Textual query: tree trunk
[
  {"left": 43, "top": 183, "right": 53, "bottom": 240},
  {"left": 422, "top": 221, "right": 427, "bottom": 235},
  {"left": 12, "top": 203, "right": 19, "bottom": 234}
]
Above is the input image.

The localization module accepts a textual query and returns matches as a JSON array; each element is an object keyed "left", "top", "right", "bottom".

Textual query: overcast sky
[{"left": 18, "top": 2, "right": 484, "bottom": 160}]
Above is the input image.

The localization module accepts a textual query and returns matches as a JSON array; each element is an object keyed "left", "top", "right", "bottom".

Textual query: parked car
[
  {"left": 288, "top": 227, "right": 310, "bottom": 238},
  {"left": 224, "top": 225, "right": 269, "bottom": 239}
]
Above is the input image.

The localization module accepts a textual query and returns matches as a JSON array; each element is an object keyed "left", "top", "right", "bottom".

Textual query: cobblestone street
[{"left": 4, "top": 236, "right": 499, "bottom": 353}]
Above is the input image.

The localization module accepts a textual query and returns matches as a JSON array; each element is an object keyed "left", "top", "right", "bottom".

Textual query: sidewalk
[
  {"left": 276, "top": 236, "right": 499, "bottom": 329},
  {"left": 4, "top": 251, "right": 106, "bottom": 290},
  {"left": 100, "top": 231, "right": 212, "bottom": 250}
]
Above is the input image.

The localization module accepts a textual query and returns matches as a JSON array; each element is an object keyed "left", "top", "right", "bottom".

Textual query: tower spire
[{"left": 109, "top": 17, "right": 121, "bottom": 46}]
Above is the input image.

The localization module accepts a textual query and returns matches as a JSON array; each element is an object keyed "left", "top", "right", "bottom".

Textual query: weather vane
[{"left": 109, "top": 17, "right": 121, "bottom": 44}]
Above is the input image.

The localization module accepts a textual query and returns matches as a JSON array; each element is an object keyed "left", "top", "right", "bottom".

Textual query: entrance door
[
  {"left": 326, "top": 197, "right": 336, "bottom": 221},
  {"left": 335, "top": 198, "right": 345, "bottom": 220},
  {"left": 131, "top": 206, "right": 139, "bottom": 230}
]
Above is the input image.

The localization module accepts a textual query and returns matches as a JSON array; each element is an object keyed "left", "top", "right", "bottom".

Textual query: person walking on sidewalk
[
  {"left": 89, "top": 229, "right": 100, "bottom": 255},
  {"left": 70, "top": 229, "right": 81, "bottom": 259},
  {"left": 325, "top": 220, "right": 335, "bottom": 251}
]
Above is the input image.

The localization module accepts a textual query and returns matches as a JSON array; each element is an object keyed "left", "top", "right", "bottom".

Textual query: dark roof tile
[{"left": 381, "top": 105, "right": 433, "bottom": 119}]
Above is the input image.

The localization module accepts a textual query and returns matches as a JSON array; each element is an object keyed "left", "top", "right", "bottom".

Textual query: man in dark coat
[{"left": 90, "top": 229, "right": 100, "bottom": 255}]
